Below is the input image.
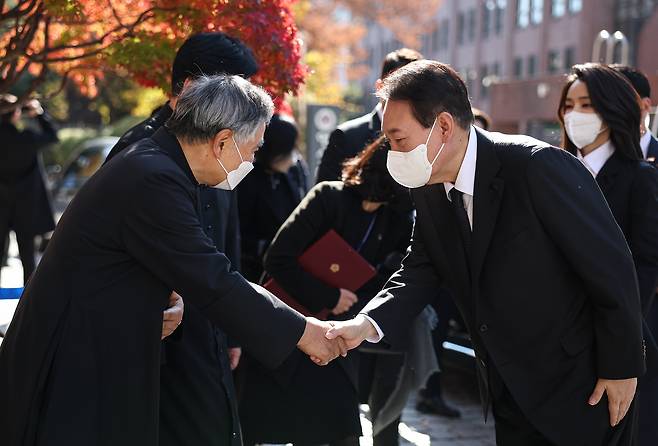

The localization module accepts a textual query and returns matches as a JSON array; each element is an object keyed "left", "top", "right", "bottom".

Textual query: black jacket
[
  {"left": 0, "top": 127, "right": 305, "bottom": 446},
  {"left": 646, "top": 134, "right": 658, "bottom": 167},
  {"left": 237, "top": 161, "right": 307, "bottom": 282},
  {"left": 0, "top": 114, "right": 58, "bottom": 235},
  {"left": 315, "top": 108, "right": 380, "bottom": 183},
  {"left": 106, "top": 104, "right": 244, "bottom": 446},
  {"left": 363, "top": 128, "right": 647, "bottom": 446}
]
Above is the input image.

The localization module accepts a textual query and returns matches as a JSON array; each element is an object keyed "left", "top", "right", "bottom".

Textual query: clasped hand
[{"left": 297, "top": 315, "right": 378, "bottom": 365}]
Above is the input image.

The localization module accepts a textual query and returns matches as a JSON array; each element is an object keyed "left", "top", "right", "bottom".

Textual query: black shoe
[{"left": 415, "top": 394, "right": 462, "bottom": 418}]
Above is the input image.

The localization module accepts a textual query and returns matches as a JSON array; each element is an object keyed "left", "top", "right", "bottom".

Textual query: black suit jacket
[
  {"left": 595, "top": 151, "right": 658, "bottom": 315},
  {"left": 315, "top": 108, "right": 380, "bottom": 183},
  {"left": 0, "top": 127, "right": 305, "bottom": 446},
  {"left": 363, "top": 128, "right": 645, "bottom": 446}
]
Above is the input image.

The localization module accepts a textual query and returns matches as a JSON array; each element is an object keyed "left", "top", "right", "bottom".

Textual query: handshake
[{"left": 296, "top": 315, "right": 379, "bottom": 365}]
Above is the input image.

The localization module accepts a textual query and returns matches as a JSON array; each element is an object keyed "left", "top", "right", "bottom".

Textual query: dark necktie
[{"left": 449, "top": 188, "right": 472, "bottom": 255}]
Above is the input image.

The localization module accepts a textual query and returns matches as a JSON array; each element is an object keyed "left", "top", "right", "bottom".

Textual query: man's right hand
[
  {"left": 325, "top": 314, "right": 378, "bottom": 350},
  {"left": 297, "top": 317, "right": 348, "bottom": 365},
  {"left": 332, "top": 288, "right": 358, "bottom": 315}
]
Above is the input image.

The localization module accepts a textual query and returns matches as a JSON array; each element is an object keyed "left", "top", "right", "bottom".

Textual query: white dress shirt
[
  {"left": 363, "top": 126, "right": 478, "bottom": 343},
  {"left": 577, "top": 140, "right": 615, "bottom": 177},
  {"left": 641, "top": 131, "right": 652, "bottom": 159}
]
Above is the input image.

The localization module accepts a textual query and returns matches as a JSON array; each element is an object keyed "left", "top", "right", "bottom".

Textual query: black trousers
[{"left": 0, "top": 226, "right": 35, "bottom": 284}]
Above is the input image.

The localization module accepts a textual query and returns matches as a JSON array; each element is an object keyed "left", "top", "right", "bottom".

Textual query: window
[
  {"left": 495, "top": 0, "right": 506, "bottom": 34},
  {"left": 527, "top": 54, "right": 537, "bottom": 77},
  {"left": 458, "top": 12, "right": 466, "bottom": 44},
  {"left": 531, "top": 0, "right": 543, "bottom": 24},
  {"left": 548, "top": 49, "right": 560, "bottom": 74},
  {"left": 482, "top": 1, "right": 493, "bottom": 38},
  {"left": 552, "top": 0, "right": 566, "bottom": 17},
  {"left": 468, "top": 8, "right": 477, "bottom": 42},
  {"left": 564, "top": 47, "right": 575, "bottom": 70},
  {"left": 517, "top": 0, "right": 530, "bottom": 28},
  {"left": 569, "top": 0, "right": 582, "bottom": 13},
  {"left": 480, "top": 65, "right": 490, "bottom": 98},
  {"left": 514, "top": 57, "right": 524, "bottom": 78},
  {"left": 442, "top": 21, "right": 450, "bottom": 49}
]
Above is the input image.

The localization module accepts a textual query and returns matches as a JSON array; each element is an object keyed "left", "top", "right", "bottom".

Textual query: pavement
[{"left": 0, "top": 233, "right": 496, "bottom": 445}]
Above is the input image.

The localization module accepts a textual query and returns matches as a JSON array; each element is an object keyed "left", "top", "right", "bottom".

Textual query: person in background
[
  {"left": 612, "top": 65, "right": 658, "bottom": 167},
  {"left": 472, "top": 107, "right": 491, "bottom": 131},
  {"left": 558, "top": 62, "right": 658, "bottom": 446},
  {"left": 239, "top": 137, "right": 414, "bottom": 446},
  {"left": 104, "top": 32, "right": 258, "bottom": 446},
  {"left": 238, "top": 114, "right": 308, "bottom": 283},
  {"left": 315, "top": 48, "right": 423, "bottom": 183},
  {"left": 0, "top": 95, "right": 58, "bottom": 285}
]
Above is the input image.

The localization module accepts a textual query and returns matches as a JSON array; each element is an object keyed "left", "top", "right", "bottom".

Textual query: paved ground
[{"left": 0, "top": 233, "right": 496, "bottom": 445}]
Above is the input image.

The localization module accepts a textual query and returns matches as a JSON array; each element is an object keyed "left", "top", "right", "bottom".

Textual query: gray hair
[{"left": 166, "top": 74, "right": 274, "bottom": 145}]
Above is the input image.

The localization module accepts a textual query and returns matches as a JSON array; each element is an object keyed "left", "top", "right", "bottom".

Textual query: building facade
[{"left": 358, "top": 0, "right": 657, "bottom": 143}]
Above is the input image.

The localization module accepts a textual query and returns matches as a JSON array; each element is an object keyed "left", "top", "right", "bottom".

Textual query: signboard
[{"left": 306, "top": 104, "right": 341, "bottom": 178}]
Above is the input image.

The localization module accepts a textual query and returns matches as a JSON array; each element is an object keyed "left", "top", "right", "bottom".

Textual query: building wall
[{"left": 357, "top": 0, "right": 656, "bottom": 140}]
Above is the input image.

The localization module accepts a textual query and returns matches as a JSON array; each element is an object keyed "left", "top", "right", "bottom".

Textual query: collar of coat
[{"left": 151, "top": 126, "right": 198, "bottom": 186}]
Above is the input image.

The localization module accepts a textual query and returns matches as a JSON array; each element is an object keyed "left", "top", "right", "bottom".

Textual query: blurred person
[
  {"left": 239, "top": 137, "right": 414, "bottom": 446},
  {"left": 558, "top": 63, "right": 658, "bottom": 446},
  {"left": 326, "top": 60, "right": 650, "bottom": 446},
  {"left": 237, "top": 114, "right": 308, "bottom": 282},
  {"left": 612, "top": 65, "right": 658, "bottom": 166},
  {"left": 0, "top": 95, "right": 58, "bottom": 285},
  {"left": 472, "top": 107, "right": 491, "bottom": 130},
  {"left": 0, "top": 75, "right": 346, "bottom": 446},
  {"left": 315, "top": 48, "right": 423, "bottom": 183},
  {"left": 105, "top": 32, "right": 258, "bottom": 446}
]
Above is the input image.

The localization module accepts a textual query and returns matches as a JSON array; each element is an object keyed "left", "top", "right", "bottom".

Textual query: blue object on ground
[{"left": 0, "top": 288, "right": 23, "bottom": 300}]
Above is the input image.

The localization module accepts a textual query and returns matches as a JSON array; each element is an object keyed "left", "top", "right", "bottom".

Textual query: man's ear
[
  {"left": 212, "top": 129, "right": 234, "bottom": 157},
  {"left": 437, "top": 112, "right": 455, "bottom": 139},
  {"left": 641, "top": 97, "right": 652, "bottom": 115}
]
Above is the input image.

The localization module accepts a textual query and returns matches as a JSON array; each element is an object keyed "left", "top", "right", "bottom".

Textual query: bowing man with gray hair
[{"left": 0, "top": 74, "right": 346, "bottom": 446}]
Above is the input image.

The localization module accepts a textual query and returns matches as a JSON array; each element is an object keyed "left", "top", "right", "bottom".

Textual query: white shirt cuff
[{"left": 360, "top": 314, "right": 384, "bottom": 343}]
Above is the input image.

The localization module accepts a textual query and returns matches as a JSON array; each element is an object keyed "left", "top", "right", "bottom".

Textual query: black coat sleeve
[
  {"left": 263, "top": 183, "right": 342, "bottom": 313},
  {"left": 21, "top": 113, "right": 58, "bottom": 146},
  {"left": 224, "top": 191, "right": 242, "bottom": 272},
  {"left": 527, "top": 148, "right": 645, "bottom": 379},
  {"left": 121, "top": 170, "right": 306, "bottom": 369},
  {"left": 315, "top": 129, "right": 347, "bottom": 183},
  {"left": 628, "top": 164, "right": 658, "bottom": 315},
  {"left": 361, "top": 217, "right": 442, "bottom": 351}
]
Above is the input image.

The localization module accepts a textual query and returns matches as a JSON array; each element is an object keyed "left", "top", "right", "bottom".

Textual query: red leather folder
[{"left": 263, "top": 230, "right": 376, "bottom": 320}]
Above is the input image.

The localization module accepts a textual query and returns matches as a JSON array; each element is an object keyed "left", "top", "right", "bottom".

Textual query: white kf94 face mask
[
  {"left": 564, "top": 111, "right": 605, "bottom": 149},
  {"left": 386, "top": 117, "right": 445, "bottom": 188},
  {"left": 214, "top": 136, "right": 254, "bottom": 190}
]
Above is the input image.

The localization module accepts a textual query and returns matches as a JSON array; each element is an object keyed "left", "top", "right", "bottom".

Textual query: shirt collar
[
  {"left": 375, "top": 102, "right": 383, "bottom": 122},
  {"left": 577, "top": 140, "right": 615, "bottom": 177},
  {"left": 641, "top": 131, "right": 652, "bottom": 159},
  {"left": 444, "top": 125, "right": 478, "bottom": 199},
  {"left": 151, "top": 126, "right": 199, "bottom": 186}
]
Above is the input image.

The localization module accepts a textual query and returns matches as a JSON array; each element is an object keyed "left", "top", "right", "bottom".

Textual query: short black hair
[
  {"left": 171, "top": 32, "right": 259, "bottom": 95},
  {"left": 611, "top": 64, "right": 651, "bottom": 99},
  {"left": 377, "top": 60, "right": 473, "bottom": 129},
  {"left": 380, "top": 48, "right": 424, "bottom": 79},
  {"left": 255, "top": 114, "right": 298, "bottom": 167}
]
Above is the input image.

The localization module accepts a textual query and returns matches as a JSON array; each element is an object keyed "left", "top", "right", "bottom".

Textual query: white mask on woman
[
  {"left": 564, "top": 111, "right": 605, "bottom": 149},
  {"left": 386, "top": 117, "right": 445, "bottom": 188},
  {"left": 214, "top": 136, "right": 254, "bottom": 190}
]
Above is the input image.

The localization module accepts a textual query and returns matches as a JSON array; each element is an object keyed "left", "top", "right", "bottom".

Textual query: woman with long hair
[
  {"left": 238, "top": 136, "right": 414, "bottom": 446},
  {"left": 558, "top": 63, "right": 658, "bottom": 446}
]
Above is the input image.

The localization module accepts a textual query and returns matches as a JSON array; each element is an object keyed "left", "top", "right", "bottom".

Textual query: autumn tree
[{"left": 0, "top": 0, "right": 306, "bottom": 112}]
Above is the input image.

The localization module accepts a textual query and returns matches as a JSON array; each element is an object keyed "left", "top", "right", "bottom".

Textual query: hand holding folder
[{"left": 264, "top": 230, "right": 376, "bottom": 320}]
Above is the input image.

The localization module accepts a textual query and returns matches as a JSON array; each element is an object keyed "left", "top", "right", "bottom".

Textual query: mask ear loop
[
  {"left": 231, "top": 135, "right": 245, "bottom": 163},
  {"left": 426, "top": 116, "right": 444, "bottom": 166}
]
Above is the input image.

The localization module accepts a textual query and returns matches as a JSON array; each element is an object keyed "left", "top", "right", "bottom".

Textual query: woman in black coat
[
  {"left": 237, "top": 114, "right": 308, "bottom": 282},
  {"left": 558, "top": 63, "right": 658, "bottom": 446},
  {"left": 238, "top": 137, "right": 414, "bottom": 446},
  {"left": 0, "top": 96, "right": 58, "bottom": 284}
]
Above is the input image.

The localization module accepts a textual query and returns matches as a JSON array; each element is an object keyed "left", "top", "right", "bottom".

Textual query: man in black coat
[
  {"left": 0, "top": 95, "right": 58, "bottom": 284},
  {"left": 315, "top": 48, "right": 422, "bottom": 183},
  {"left": 328, "top": 61, "right": 647, "bottom": 445},
  {"left": 0, "top": 74, "right": 344, "bottom": 446},
  {"left": 613, "top": 64, "right": 658, "bottom": 446},
  {"left": 105, "top": 33, "right": 257, "bottom": 445}
]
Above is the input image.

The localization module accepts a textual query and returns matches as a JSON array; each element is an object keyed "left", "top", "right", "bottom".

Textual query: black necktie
[{"left": 449, "top": 188, "right": 472, "bottom": 255}]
